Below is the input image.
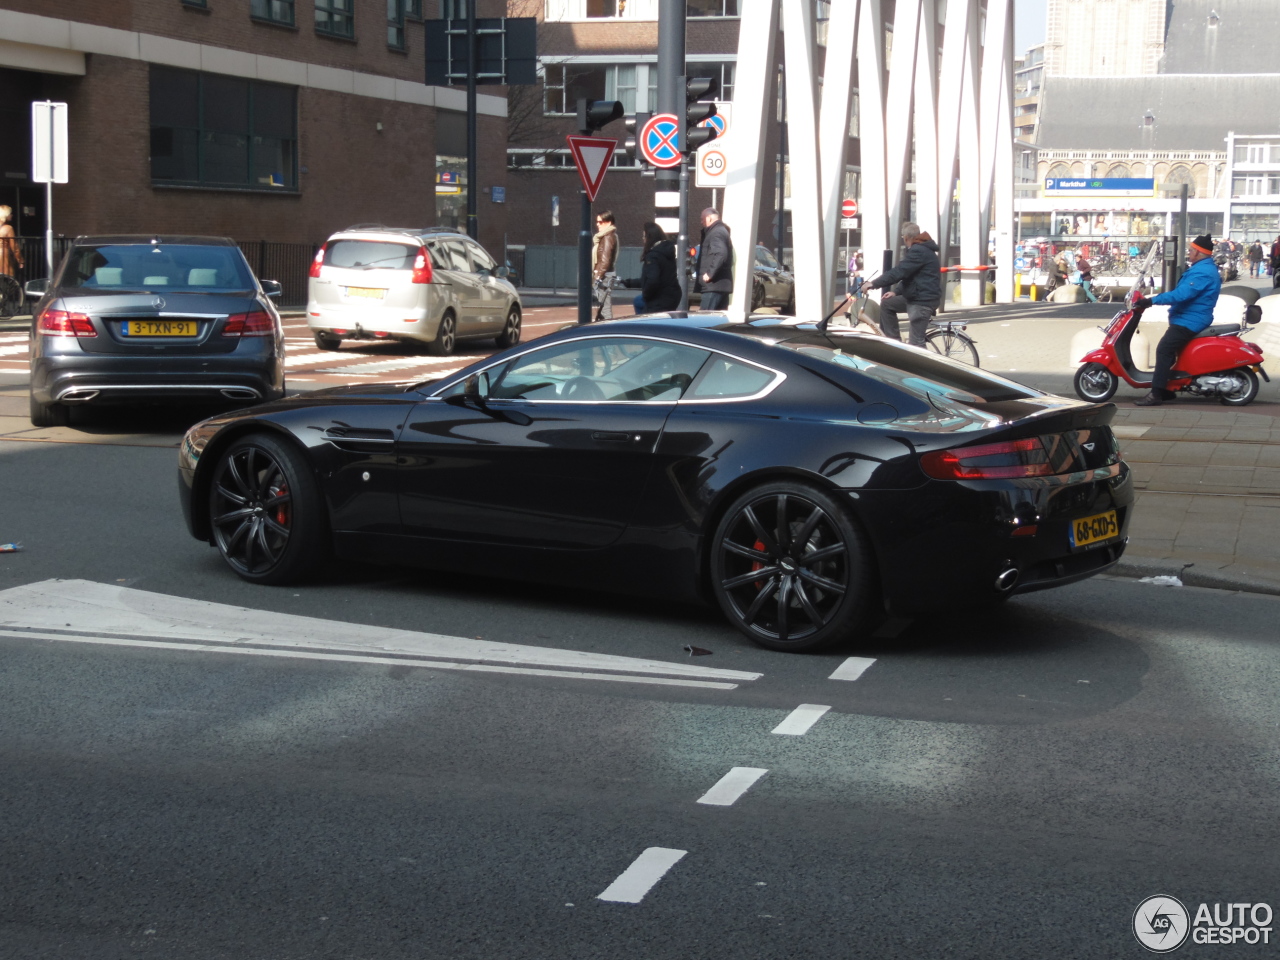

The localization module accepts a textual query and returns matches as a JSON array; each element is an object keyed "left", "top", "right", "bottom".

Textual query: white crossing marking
[
  {"left": 597, "top": 848, "right": 687, "bottom": 904},
  {"left": 828, "top": 656, "right": 876, "bottom": 681},
  {"left": 696, "top": 767, "right": 768, "bottom": 806},
  {"left": 0, "top": 343, "right": 30, "bottom": 357},
  {"left": 0, "top": 580, "right": 762, "bottom": 688},
  {"left": 314, "top": 356, "right": 465, "bottom": 375},
  {"left": 771, "top": 703, "right": 831, "bottom": 736},
  {"left": 1112, "top": 425, "right": 1151, "bottom": 439}
]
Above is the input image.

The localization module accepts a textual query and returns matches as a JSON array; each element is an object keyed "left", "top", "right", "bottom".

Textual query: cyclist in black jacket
[{"left": 865, "top": 222, "right": 941, "bottom": 347}]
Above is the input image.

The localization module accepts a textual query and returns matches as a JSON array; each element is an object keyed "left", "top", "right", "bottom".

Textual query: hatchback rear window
[
  {"left": 62, "top": 243, "right": 254, "bottom": 292},
  {"left": 325, "top": 240, "right": 418, "bottom": 270},
  {"left": 779, "top": 334, "right": 1040, "bottom": 404}
]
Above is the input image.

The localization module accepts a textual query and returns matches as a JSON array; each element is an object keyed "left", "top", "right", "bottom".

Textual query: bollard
[
  {"left": 1030, "top": 283, "right": 1037, "bottom": 302},
  {"left": 1015, "top": 274, "right": 1022, "bottom": 299}
]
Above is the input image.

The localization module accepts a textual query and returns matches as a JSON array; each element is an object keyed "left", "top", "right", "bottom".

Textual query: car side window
[
  {"left": 442, "top": 241, "right": 472, "bottom": 272},
  {"left": 468, "top": 243, "right": 496, "bottom": 273},
  {"left": 426, "top": 243, "right": 449, "bottom": 271},
  {"left": 489, "top": 338, "right": 710, "bottom": 402},
  {"left": 688, "top": 355, "right": 778, "bottom": 399}
]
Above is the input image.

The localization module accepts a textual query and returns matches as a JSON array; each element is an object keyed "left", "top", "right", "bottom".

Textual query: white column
[
  {"left": 781, "top": 0, "right": 826, "bottom": 318},
  {"left": 957, "top": 4, "right": 982, "bottom": 306},
  {"left": 884, "top": 0, "right": 921, "bottom": 246},
  {"left": 935, "top": 0, "right": 975, "bottom": 278},
  {"left": 722, "top": 0, "right": 780, "bottom": 321},
  {"left": 912, "top": 0, "right": 940, "bottom": 241},
  {"left": 856, "top": 0, "right": 888, "bottom": 276},
  {"left": 818, "top": 0, "right": 859, "bottom": 304},
  {"left": 993, "top": 2, "right": 1014, "bottom": 303},
  {"left": 978, "top": 0, "right": 1011, "bottom": 276}
]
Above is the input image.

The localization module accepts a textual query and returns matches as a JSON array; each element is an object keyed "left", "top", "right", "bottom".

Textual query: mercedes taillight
[
  {"left": 222, "top": 309, "right": 276, "bottom": 337},
  {"left": 37, "top": 309, "right": 96, "bottom": 338}
]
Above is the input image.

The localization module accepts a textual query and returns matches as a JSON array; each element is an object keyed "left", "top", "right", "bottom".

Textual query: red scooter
[{"left": 1074, "top": 291, "right": 1268, "bottom": 406}]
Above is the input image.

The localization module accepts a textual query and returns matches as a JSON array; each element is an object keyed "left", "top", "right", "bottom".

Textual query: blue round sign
[{"left": 640, "top": 114, "right": 682, "bottom": 168}]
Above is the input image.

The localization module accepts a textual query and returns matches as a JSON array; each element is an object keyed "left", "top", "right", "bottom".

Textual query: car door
[
  {"left": 397, "top": 335, "right": 711, "bottom": 548},
  {"left": 436, "top": 239, "right": 484, "bottom": 333},
  {"left": 463, "top": 240, "right": 507, "bottom": 331}
]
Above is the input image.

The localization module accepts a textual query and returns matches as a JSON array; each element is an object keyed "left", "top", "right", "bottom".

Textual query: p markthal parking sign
[{"left": 1045, "top": 177, "right": 1156, "bottom": 197}]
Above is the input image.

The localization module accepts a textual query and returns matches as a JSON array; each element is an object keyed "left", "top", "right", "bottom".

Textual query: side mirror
[
  {"left": 261, "top": 279, "right": 283, "bottom": 298},
  {"left": 1246, "top": 303, "right": 1263, "bottom": 325},
  {"left": 444, "top": 371, "right": 490, "bottom": 406},
  {"left": 495, "top": 266, "right": 510, "bottom": 279},
  {"left": 24, "top": 279, "right": 49, "bottom": 299}
]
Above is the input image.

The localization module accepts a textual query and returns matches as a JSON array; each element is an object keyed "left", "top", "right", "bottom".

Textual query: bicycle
[
  {"left": 924, "top": 318, "right": 980, "bottom": 366},
  {"left": 0, "top": 274, "right": 22, "bottom": 318}
]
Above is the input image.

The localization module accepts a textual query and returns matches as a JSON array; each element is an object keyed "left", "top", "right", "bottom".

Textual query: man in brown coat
[{"left": 590, "top": 210, "right": 619, "bottom": 322}]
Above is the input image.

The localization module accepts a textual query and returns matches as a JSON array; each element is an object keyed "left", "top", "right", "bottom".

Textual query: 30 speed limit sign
[{"left": 696, "top": 146, "right": 728, "bottom": 188}]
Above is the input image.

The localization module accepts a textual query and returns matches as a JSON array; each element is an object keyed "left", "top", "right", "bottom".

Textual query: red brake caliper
[
  {"left": 274, "top": 481, "right": 290, "bottom": 527},
  {"left": 751, "top": 540, "right": 767, "bottom": 589}
]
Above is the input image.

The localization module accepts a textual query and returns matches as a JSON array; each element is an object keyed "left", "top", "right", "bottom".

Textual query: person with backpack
[{"left": 623, "top": 222, "right": 680, "bottom": 314}]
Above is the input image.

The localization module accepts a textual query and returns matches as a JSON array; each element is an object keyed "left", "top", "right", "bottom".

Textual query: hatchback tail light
[
  {"left": 222, "top": 309, "right": 275, "bottom": 337},
  {"left": 37, "top": 309, "right": 96, "bottom": 338},
  {"left": 411, "top": 248, "right": 432, "bottom": 284},
  {"left": 921, "top": 437, "right": 1053, "bottom": 480},
  {"left": 308, "top": 245, "right": 327, "bottom": 278}
]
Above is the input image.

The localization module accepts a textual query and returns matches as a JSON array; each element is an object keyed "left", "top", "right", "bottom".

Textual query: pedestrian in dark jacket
[
  {"left": 1271, "top": 236, "right": 1280, "bottom": 286},
  {"left": 865, "top": 222, "right": 941, "bottom": 346},
  {"left": 1250, "top": 241, "right": 1265, "bottom": 277},
  {"left": 624, "top": 222, "right": 681, "bottom": 314},
  {"left": 694, "top": 208, "right": 734, "bottom": 311}
]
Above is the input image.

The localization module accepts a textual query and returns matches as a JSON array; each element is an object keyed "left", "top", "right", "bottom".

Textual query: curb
[{"left": 1112, "top": 557, "right": 1280, "bottom": 597}]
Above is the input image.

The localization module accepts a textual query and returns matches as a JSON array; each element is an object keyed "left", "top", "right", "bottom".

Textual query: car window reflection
[{"left": 490, "top": 338, "right": 711, "bottom": 402}]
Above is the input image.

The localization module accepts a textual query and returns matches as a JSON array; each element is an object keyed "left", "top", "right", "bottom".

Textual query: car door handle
[{"left": 591, "top": 431, "right": 633, "bottom": 443}]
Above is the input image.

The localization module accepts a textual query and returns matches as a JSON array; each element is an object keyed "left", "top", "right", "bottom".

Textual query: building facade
[
  {"left": 0, "top": 0, "right": 509, "bottom": 283},
  {"left": 1043, "top": 0, "right": 1165, "bottom": 77}
]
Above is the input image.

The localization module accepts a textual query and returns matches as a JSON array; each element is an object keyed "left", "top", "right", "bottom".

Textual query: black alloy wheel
[
  {"left": 496, "top": 306, "right": 522, "bottom": 348},
  {"left": 710, "top": 481, "right": 875, "bottom": 652},
  {"left": 427, "top": 311, "right": 456, "bottom": 356},
  {"left": 209, "top": 433, "right": 329, "bottom": 584},
  {"left": 1073, "top": 362, "right": 1118, "bottom": 402}
]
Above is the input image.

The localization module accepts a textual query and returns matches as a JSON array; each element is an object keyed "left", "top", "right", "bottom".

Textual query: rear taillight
[
  {"left": 37, "top": 309, "right": 96, "bottom": 337},
  {"left": 222, "top": 309, "right": 275, "bottom": 337},
  {"left": 921, "top": 437, "right": 1053, "bottom": 480},
  {"left": 411, "top": 248, "right": 432, "bottom": 284},
  {"left": 308, "top": 245, "right": 327, "bottom": 278}
]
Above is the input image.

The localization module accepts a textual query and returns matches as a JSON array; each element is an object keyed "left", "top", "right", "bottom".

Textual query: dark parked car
[
  {"left": 26, "top": 235, "right": 285, "bottom": 426},
  {"left": 687, "top": 245, "right": 795, "bottom": 312},
  {"left": 178, "top": 314, "right": 1133, "bottom": 652}
]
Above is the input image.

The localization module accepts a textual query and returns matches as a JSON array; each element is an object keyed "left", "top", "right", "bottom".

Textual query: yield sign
[
  {"left": 640, "top": 113, "right": 683, "bottom": 169},
  {"left": 565, "top": 135, "right": 617, "bottom": 202}
]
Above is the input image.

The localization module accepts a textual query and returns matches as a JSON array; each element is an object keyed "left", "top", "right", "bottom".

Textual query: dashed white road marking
[
  {"left": 696, "top": 767, "right": 768, "bottom": 806},
  {"left": 829, "top": 656, "right": 877, "bottom": 681},
  {"left": 1113, "top": 425, "right": 1151, "bottom": 439},
  {"left": 597, "top": 848, "right": 688, "bottom": 904},
  {"left": 0, "top": 343, "right": 30, "bottom": 357},
  {"left": 771, "top": 703, "right": 832, "bottom": 736}
]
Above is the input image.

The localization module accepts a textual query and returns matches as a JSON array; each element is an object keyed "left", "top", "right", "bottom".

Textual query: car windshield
[
  {"left": 325, "top": 240, "right": 418, "bottom": 270},
  {"left": 61, "top": 243, "right": 254, "bottom": 293},
  {"left": 780, "top": 334, "right": 1040, "bottom": 404}
]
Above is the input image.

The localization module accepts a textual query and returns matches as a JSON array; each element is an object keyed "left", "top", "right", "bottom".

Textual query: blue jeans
[
  {"left": 701, "top": 290, "right": 729, "bottom": 311},
  {"left": 632, "top": 294, "right": 647, "bottom": 314}
]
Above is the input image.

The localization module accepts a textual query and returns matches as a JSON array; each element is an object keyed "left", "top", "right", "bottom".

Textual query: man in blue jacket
[{"left": 1133, "top": 234, "right": 1222, "bottom": 406}]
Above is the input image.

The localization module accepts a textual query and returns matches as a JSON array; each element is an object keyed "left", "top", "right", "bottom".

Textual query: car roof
[
  {"left": 332, "top": 225, "right": 471, "bottom": 242},
  {"left": 72, "top": 235, "right": 239, "bottom": 246}
]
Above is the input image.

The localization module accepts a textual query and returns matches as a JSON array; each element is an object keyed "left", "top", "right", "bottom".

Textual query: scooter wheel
[
  {"left": 1219, "top": 368, "right": 1260, "bottom": 406},
  {"left": 1074, "top": 363, "right": 1118, "bottom": 402}
]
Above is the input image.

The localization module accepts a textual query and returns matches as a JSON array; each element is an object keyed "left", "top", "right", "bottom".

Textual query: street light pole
[{"left": 465, "top": 0, "right": 478, "bottom": 241}]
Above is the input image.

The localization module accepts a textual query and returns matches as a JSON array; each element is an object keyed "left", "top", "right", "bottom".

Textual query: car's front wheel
[
  {"left": 710, "top": 480, "right": 876, "bottom": 652},
  {"left": 208, "top": 433, "right": 329, "bottom": 584},
  {"left": 427, "top": 311, "right": 456, "bottom": 356}
]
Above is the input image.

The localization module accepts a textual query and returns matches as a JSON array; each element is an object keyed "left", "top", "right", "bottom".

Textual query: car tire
[
  {"left": 784, "top": 290, "right": 796, "bottom": 316},
  {"left": 495, "top": 306, "right": 522, "bottom": 348},
  {"left": 1073, "top": 362, "right": 1119, "bottom": 402},
  {"left": 208, "top": 433, "right": 330, "bottom": 585},
  {"left": 710, "top": 480, "right": 877, "bottom": 652},
  {"left": 314, "top": 333, "right": 341, "bottom": 351},
  {"left": 29, "top": 392, "right": 69, "bottom": 428},
  {"left": 427, "top": 311, "right": 456, "bottom": 357},
  {"left": 751, "top": 281, "right": 766, "bottom": 311}
]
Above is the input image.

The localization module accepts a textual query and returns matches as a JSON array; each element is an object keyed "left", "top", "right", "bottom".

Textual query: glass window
[
  {"left": 150, "top": 66, "right": 298, "bottom": 191},
  {"left": 442, "top": 240, "right": 472, "bottom": 271},
  {"left": 467, "top": 242, "right": 496, "bottom": 272},
  {"left": 755, "top": 246, "right": 779, "bottom": 268},
  {"left": 543, "top": 64, "right": 607, "bottom": 115},
  {"left": 251, "top": 0, "right": 295, "bottom": 25},
  {"left": 490, "top": 338, "right": 710, "bottom": 402},
  {"left": 689, "top": 356, "right": 776, "bottom": 399},
  {"left": 405, "top": 0, "right": 422, "bottom": 19},
  {"left": 688, "top": 0, "right": 739, "bottom": 15},
  {"left": 387, "top": 0, "right": 405, "bottom": 49},
  {"left": 315, "top": 0, "right": 354, "bottom": 37},
  {"left": 586, "top": 0, "right": 622, "bottom": 14},
  {"left": 606, "top": 65, "right": 638, "bottom": 113},
  {"left": 61, "top": 243, "right": 254, "bottom": 293},
  {"left": 325, "top": 240, "right": 418, "bottom": 270}
]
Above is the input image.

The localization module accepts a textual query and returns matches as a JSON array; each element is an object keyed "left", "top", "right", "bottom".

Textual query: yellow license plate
[
  {"left": 345, "top": 286, "right": 386, "bottom": 299},
  {"left": 122, "top": 320, "right": 198, "bottom": 337},
  {"left": 1070, "top": 509, "right": 1119, "bottom": 548}
]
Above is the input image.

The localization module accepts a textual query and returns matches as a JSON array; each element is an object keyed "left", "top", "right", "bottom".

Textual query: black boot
[{"left": 1134, "top": 391, "right": 1163, "bottom": 406}]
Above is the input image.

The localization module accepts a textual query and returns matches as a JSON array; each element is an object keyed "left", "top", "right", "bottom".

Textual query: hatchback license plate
[
  {"left": 345, "top": 287, "right": 386, "bottom": 299},
  {"left": 122, "top": 320, "right": 198, "bottom": 337},
  {"left": 1070, "top": 509, "right": 1118, "bottom": 548}
]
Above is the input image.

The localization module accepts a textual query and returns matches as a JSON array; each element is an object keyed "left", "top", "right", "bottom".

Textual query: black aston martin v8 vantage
[{"left": 178, "top": 313, "right": 1133, "bottom": 651}]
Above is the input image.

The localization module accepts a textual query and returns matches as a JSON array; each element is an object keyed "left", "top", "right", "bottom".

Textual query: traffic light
[
  {"left": 684, "top": 77, "right": 719, "bottom": 153},
  {"left": 623, "top": 111, "right": 651, "bottom": 165},
  {"left": 577, "top": 98, "right": 625, "bottom": 135}
]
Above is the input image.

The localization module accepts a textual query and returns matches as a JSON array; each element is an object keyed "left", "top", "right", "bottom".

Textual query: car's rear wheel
[
  {"left": 314, "top": 332, "right": 341, "bottom": 351},
  {"left": 208, "top": 433, "right": 329, "bottom": 584},
  {"left": 495, "top": 306, "right": 521, "bottom": 348},
  {"left": 710, "top": 480, "right": 876, "bottom": 652},
  {"left": 427, "top": 311, "right": 456, "bottom": 356},
  {"left": 29, "top": 392, "right": 69, "bottom": 428}
]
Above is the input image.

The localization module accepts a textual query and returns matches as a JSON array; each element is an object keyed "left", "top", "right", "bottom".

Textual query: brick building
[
  {"left": 0, "top": 0, "right": 509, "bottom": 277},
  {"left": 503, "top": 0, "right": 874, "bottom": 280}
]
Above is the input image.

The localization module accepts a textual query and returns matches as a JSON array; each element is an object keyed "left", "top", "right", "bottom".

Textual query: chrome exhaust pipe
[
  {"left": 220, "top": 388, "right": 260, "bottom": 400},
  {"left": 994, "top": 567, "right": 1020, "bottom": 592},
  {"left": 60, "top": 389, "right": 100, "bottom": 403}
]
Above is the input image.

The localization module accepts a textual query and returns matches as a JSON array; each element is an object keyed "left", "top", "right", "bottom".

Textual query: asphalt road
[{"left": 1, "top": 432, "right": 1278, "bottom": 958}]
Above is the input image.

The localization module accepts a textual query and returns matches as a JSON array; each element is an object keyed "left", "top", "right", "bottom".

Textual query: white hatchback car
[{"left": 306, "top": 226, "right": 522, "bottom": 355}]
